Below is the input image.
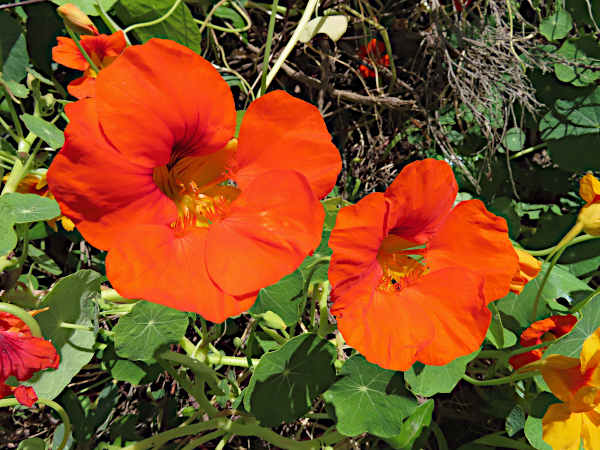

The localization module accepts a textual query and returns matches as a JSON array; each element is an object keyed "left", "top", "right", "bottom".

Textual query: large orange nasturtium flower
[
  {"left": 519, "top": 328, "right": 600, "bottom": 450},
  {"left": 52, "top": 31, "right": 127, "bottom": 99},
  {"left": 47, "top": 39, "right": 341, "bottom": 323},
  {"left": 328, "top": 159, "right": 519, "bottom": 370}
]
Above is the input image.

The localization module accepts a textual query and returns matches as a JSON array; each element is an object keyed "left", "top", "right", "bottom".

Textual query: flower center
[{"left": 376, "top": 235, "right": 429, "bottom": 292}]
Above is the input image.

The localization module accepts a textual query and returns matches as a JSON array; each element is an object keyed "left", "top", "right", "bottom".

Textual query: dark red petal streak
[
  {"left": 47, "top": 99, "right": 177, "bottom": 250},
  {"left": 328, "top": 192, "right": 388, "bottom": 294},
  {"left": 206, "top": 170, "right": 324, "bottom": 296},
  {"left": 427, "top": 200, "right": 518, "bottom": 302},
  {"left": 0, "top": 330, "right": 59, "bottom": 383},
  {"left": 106, "top": 225, "right": 256, "bottom": 323},
  {"left": 96, "top": 39, "right": 236, "bottom": 168},
  {"left": 234, "top": 91, "right": 341, "bottom": 199},
  {"left": 384, "top": 159, "right": 457, "bottom": 244},
  {"left": 331, "top": 264, "right": 435, "bottom": 371},
  {"left": 411, "top": 267, "right": 489, "bottom": 365}
]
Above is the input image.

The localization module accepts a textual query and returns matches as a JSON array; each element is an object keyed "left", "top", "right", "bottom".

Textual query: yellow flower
[
  {"left": 520, "top": 328, "right": 600, "bottom": 450},
  {"left": 509, "top": 248, "right": 542, "bottom": 294}
]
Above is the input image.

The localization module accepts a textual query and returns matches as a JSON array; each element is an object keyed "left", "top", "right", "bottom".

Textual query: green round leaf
[
  {"left": 0, "top": 193, "right": 61, "bottom": 223},
  {"left": 113, "top": 300, "right": 189, "bottom": 361},
  {"left": 383, "top": 400, "right": 434, "bottom": 450},
  {"left": 20, "top": 114, "right": 65, "bottom": 150},
  {"left": 0, "top": 211, "right": 17, "bottom": 255},
  {"left": 554, "top": 36, "right": 600, "bottom": 86},
  {"left": 503, "top": 127, "right": 525, "bottom": 152},
  {"left": 24, "top": 270, "right": 101, "bottom": 400},
  {"left": 299, "top": 229, "right": 332, "bottom": 284},
  {"left": 250, "top": 268, "right": 304, "bottom": 327},
  {"left": 506, "top": 406, "right": 525, "bottom": 437},
  {"left": 17, "top": 438, "right": 47, "bottom": 450},
  {"left": 299, "top": 15, "right": 349, "bottom": 43},
  {"left": 404, "top": 349, "right": 479, "bottom": 397},
  {"left": 540, "top": 11, "right": 573, "bottom": 41},
  {"left": 244, "top": 333, "right": 337, "bottom": 427},
  {"left": 324, "top": 355, "right": 418, "bottom": 438},
  {"left": 524, "top": 416, "right": 552, "bottom": 450},
  {"left": 103, "top": 341, "right": 163, "bottom": 385},
  {"left": 0, "top": 11, "right": 29, "bottom": 82}
]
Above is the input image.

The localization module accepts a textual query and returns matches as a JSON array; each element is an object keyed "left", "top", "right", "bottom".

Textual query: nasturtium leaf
[
  {"left": 489, "top": 198, "right": 520, "bottom": 240},
  {"left": 485, "top": 303, "right": 517, "bottom": 349},
  {"left": 526, "top": 213, "right": 576, "bottom": 250},
  {"left": 25, "top": 270, "right": 100, "bottom": 400},
  {"left": 0, "top": 11, "right": 29, "bottom": 82},
  {"left": 29, "top": 244, "right": 62, "bottom": 275},
  {"left": 49, "top": 0, "right": 118, "bottom": 16},
  {"left": 496, "top": 262, "right": 592, "bottom": 329},
  {"left": 103, "top": 341, "right": 163, "bottom": 385},
  {"left": 250, "top": 268, "right": 303, "bottom": 327},
  {"left": 23, "top": 2, "right": 65, "bottom": 77},
  {"left": 404, "top": 350, "right": 479, "bottom": 397},
  {"left": 299, "top": 15, "right": 349, "bottom": 43},
  {"left": 558, "top": 238, "right": 600, "bottom": 280},
  {"left": 324, "top": 355, "right": 418, "bottom": 438},
  {"left": 540, "top": 85, "right": 600, "bottom": 172},
  {"left": 540, "top": 11, "right": 573, "bottom": 41},
  {"left": 59, "top": 388, "right": 93, "bottom": 443},
  {"left": 213, "top": 6, "right": 245, "bottom": 31},
  {"left": 20, "top": 114, "right": 65, "bottom": 149},
  {"left": 506, "top": 405, "right": 525, "bottom": 437},
  {"left": 299, "top": 229, "right": 332, "bottom": 284},
  {"left": 554, "top": 36, "right": 600, "bottom": 86},
  {"left": 114, "top": 0, "right": 201, "bottom": 53},
  {"left": 546, "top": 294, "right": 600, "bottom": 358},
  {"left": 0, "top": 193, "right": 61, "bottom": 223},
  {"left": 244, "top": 333, "right": 337, "bottom": 427},
  {"left": 321, "top": 197, "right": 351, "bottom": 230},
  {"left": 530, "top": 391, "right": 561, "bottom": 419},
  {"left": 524, "top": 417, "right": 552, "bottom": 450},
  {"left": 0, "top": 211, "right": 17, "bottom": 255},
  {"left": 113, "top": 300, "right": 189, "bottom": 361},
  {"left": 503, "top": 127, "right": 525, "bottom": 152},
  {"left": 5, "top": 80, "right": 29, "bottom": 98},
  {"left": 17, "top": 438, "right": 47, "bottom": 450},
  {"left": 383, "top": 400, "right": 434, "bottom": 450}
]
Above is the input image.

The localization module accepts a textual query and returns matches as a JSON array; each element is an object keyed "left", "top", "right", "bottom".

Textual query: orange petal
[
  {"left": 52, "top": 36, "right": 88, "bottom": 71},
  {"left": 408, "top": 268, "right": 489, "bottom": 366},
  {"left": 47, "top": 99, "right": 177, "bottom": 250},
  {"left": 542, "top": 403, "right": 583, "bottom": 450},
  {"left": 206, "top": 170, "right": 324, "bottom": 296},
  {"left": 57, "top": 3, "right": 99, "bottom": 36},
  {"left": 521, "top": 315, "right": 578, "bottom": 347},
  {"left": 331, "top": 264, "right": 435, "bottom": 371},
  {"left": 510, "top": 249, "right": 542, "bottom": 294},
  {"left": 328, "top": 192, "right": 388, "bottom": 295},
  {"left": 80, "top": 31, "right": 127, "bottom": 62},
  {"left": 579, "top": 174, "right": 600, "bottom": 204},
  {"left": 536, "top": 355, "right": 588, "bottom": 403},
  {"left": 67, "top": 76, "right": 96, "bottom": 99},
  {"left": 582, "top": 408, "right": 600, "bottom": 450},
  {"left": 233, "top": 91, "right": 341, "bottom": 199},
  {"left": 96, "top": 39, "right": 236, "bottom": 168},
  {"left": 427, "top": 199, "right": 518, "bottom": 303},
  {"left": 384, "top": 159, "right": 457, "bottom": 245},
  {"left": 581, "top": 328, "right": 600, "bottom": 373},
  {"left": 106, "top": 225, "right": 256, "bottom": 323}
]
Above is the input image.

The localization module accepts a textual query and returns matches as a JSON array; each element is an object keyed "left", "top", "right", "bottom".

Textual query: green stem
[
  {"left": 2, "top": 140, "right": 40, "bottom": 196},
  {"left": 1, "top": 87, "right": 23, "bottom": 137},
  {"left": 0, "top": 115, "right": 20, "bottom": 141},
  {"left": 0, "top": 398, "right": 71, "bottom": 450},
  {"left": 59, "top": 322, "right": 115, "bottom": 336},
  {"left": 461, "top": 370, "right": 540, "bottom": 386},
  {"left": 264, "top": 0, "right": 319, "bottom": 90},
  {"left": 124, "top": 0, "right": 182, "bottom": 34},
  {"left": 521, "top": 234, "right": 600, "bottom": 256},
  {"left": 380, "top": 29, "right": 396, "bottom": 93},
  {"left": 260, "top": 0, "right": 279, "bottom": 96},
  {"left": 101, "top": 288, "right": 137, "bottom": 303},
  {"left": 259, "top": 322, "right": 288, "bottom": 345},
  {"left": 571, "top": 285, "right": 600, "bottom": 314},
  {"left": 0, "top": 302, "right": 42, "bottom": 337},
  {"left": 317, "top": 281, "right": 330, "bottom": 338},
  {"left": 292, "top": 257, "right": 330, "bottom": 337},
  {"left": 181, "top": 430, "right": 227, "bottom": 450},
  {"left": 66, "top": 28, "right": 100, "bottom": 74},
  {"left": 5, "top": 225, "right": 28, "bottom": 271},
  {"left": 198, "top": 0, "right": 229, "bottom": 35},
  {"left": 509, "top": 143, "right": 547, "bottom": 160},
  {"left": 430, "top": 422, "right": 448, "bottom": 450},
  {"left": 244, "top": 319, "right": 259, "bottom": 367},
  {"left": 531, "top": 247, "right": 565, "bottom": 323}
]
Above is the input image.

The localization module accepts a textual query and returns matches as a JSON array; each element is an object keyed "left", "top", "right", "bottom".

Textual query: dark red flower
[{"left": 357, "top": 39, "right": 389, "bottom": 78}]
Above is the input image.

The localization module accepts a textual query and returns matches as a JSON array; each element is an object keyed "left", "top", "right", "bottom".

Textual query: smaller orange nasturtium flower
[
  {"left": 510, "top": 248, "right": 542, "bottom": 294},
  {"left": 3, "top": 173, "right": 75, "bottom": 231},
  {"left": 357, "top": 39, "right": 390, "bottom": 78},
  {"left": 52, "top": 31, "right": 127, "bottom": 99},
  {"left": 509, "top": 314, "right": 578, "bottom": 370},
  {"left": 0, "top": 310, "right": 60, "bottom": 407},
  {"left": 519, "top": 328, "right": 600, "bottom": 450},
  {"left": 57, "top": 3, "right": 99, "bottom": 36}
]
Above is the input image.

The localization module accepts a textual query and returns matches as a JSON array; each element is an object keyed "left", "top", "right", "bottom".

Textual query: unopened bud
[
  {"left": 42, "top": 93, "right": 56, "bottom": 109},
  {"left": 260, "top": 311, "right": 287, "bottom": 330},
  {"left": 233, "top": 337, "right": 242, "bottom": 348},
  {"left": 57, "top": 3, "right": 99, "bottom": 36}
]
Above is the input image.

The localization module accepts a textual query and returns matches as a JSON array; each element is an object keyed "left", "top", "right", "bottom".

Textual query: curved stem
[
  {"left": 260, "top": 0, "right": 279, "bottom": 96},
  {"left": 264, "top": 0, "right": 319, "bottom": 90},
  {"left": 0, "top": 302, "right": 42, "bottom": 337},
  {"left": 198, "top": 0, "right": 230, "bottom": 35},
  {"left": 66, "top": 28, "right": 100, "bottom": 74},
  {"left": 521, "top": 234, "right": 599, "bottom": 257},
  {"left": 509, "top": 143, "right": 547, "bottom": 160},
  {"left": 461, "top": 370, "right": 540, "bottom": 386},
  {"left": 531, "top": 247, "right": 565, "bottom": 323},
  {"left": 124, "top": 0, "right": 182, "bottom": 34}
]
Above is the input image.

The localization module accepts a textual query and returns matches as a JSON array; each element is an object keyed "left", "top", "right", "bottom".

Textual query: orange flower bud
[
  {"left": 57, "top": 3, "right": 99, "bottom": 36},
  {"left": 509, "top": 248, "right": 542, "bottom": 294}
]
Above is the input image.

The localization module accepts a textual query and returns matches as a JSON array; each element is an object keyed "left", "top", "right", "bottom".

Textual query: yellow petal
[
  {"left": 542, "top": 403, "right": 583, "bottom": 450},
  {"left": 510, "top": 249, "right": 542, "bottom": 294},
  {"left": 59, "top": 216, "right": 76, "bottom": 232},
  {"left": 581, "top": 328, "right": 600, "bottom": 373},
  {"left": 579, "top": 174, "right": 600, "bottom": 204},
  {"left": 571, "top": 385, "right": 600, "bottom": 413},
  {"left": 582, "top": 408, "right": 600, "bottom": 450},
  {"left": 537, "top": 355, "right": 585, "bottom": 403}
]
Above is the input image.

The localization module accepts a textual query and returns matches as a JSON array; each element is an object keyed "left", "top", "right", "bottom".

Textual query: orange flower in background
[
  {"left": 48, "top": 39, "right": 341, "bottom": 323},
  {"left": 328, "top": 159, "right": 519, "bottom": 371},
  {"left": 57, "top": 3, "right": 99, "bottom": 36},
  {"left": 52, "top": 31, "right": 127, "bottom": 99},
  {"left": 519, "top": 328, "right": 600, "bottom": 450},
  {"left": 509, "top": 314, "right": 578, "bottom": 370},
  {"left": 510, "top": 248, "right": 542, "bottom": 294},
  {"left": 0, "top": 310, "right": 60, "bottom": 407},
  {"left": 3, "top": 173, "right": 75, "bottom": 231},
  {"left": 357, "top": 39, "right": 389, "bottom": 78}
]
